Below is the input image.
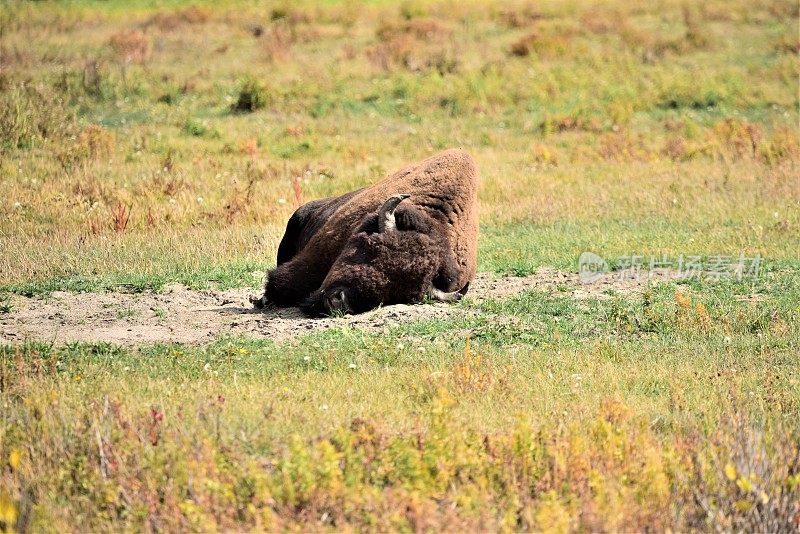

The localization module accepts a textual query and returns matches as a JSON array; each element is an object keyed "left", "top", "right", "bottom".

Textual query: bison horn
[
  {"left": 378, "top": 193, "right": 410, "bottom": 233},
  {"left": 427, "top": 287, "right": 465, "bottom": 302}
]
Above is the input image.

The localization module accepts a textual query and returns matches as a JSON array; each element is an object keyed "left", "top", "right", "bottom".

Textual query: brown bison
[{"left": 252, "top": 149, "right": 479, "bottom": 315}]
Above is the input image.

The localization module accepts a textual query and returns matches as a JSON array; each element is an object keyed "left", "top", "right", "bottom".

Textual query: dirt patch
[{"left": 0, "top": 269, "right": 673, "bottom": 346}]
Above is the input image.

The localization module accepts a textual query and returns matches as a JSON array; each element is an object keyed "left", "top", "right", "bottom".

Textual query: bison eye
[{"left": 325, "top": 289, "right": 349, "bottom": 315}]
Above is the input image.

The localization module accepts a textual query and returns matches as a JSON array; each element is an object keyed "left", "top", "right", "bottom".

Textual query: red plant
[
  {"left": 87, "top": 218, "right": 102, "bottom": 236},
  {"left": 111, "top": 203, "right": 131, "bottom": 233},
  {"left": 291, "top": 175, "right": 304, "bottom": 208},
  {"left": 149, "top": 407, "right": 164, "bottom": 446}
]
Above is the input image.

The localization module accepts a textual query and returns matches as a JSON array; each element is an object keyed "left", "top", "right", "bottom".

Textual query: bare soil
[{"left": 0, "top": 269, "right": 672, "bottom": 346}]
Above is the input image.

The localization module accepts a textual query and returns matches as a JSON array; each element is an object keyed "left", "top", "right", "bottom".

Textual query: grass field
[{"left": 1, "top": 0, "right": 799, "bottom": 531}]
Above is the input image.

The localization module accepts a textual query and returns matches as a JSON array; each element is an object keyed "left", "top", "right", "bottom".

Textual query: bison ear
[{"left": 378, "top": 193, "right": 411, "bottom": 233}]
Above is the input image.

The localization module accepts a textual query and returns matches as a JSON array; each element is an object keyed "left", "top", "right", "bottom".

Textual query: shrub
[
  {"left": 367, "top": 37, "right": 459, "bottom": 73},
  {"left": 182, "top": 118, "right": 209, "bottom": 137},
  {"left": 759, "top": 127, "right": 800, "bottom": 165},
  {"left": 495, "top": 3, "right": 542, "bottom": 29},
  {"left": 108, "top": 29, "right": 149, "bottom": 65},
  {"left": 774, "top": 35, "right": 800, "bottom": 54},
  {"left": 509, "top": 29, "right": 571, "bottom": 59},
  {"left": 261, "top": 23, "right": 294, "bottom": 63},
  {"left": 662, "top": 136, "right": 689, "bottom": 161},
  {"left": 146, "top": 6, "right": 212, "bottom": 31},
  {"left": 679, "top": 402, "right": 800, "bottom": 531},
  {"left": 376, "top": 17, "right": 450, "bottom": 42},
  {"left": 6, "top": 366, "right": 795, "bottom": 533},
  {"left": 711, "top": 119, "right": 763, "bottom": 160},
  {"left": 231, "top": 79, "right": 268, "bottom": 113},
  {"left": 579, "top": 6, "right": 626, "bottom": 34},
  {"left": 599, "top": 132, "right": 648, "bottom": 161},
  {"left": 56, "top": 124, "right": 115, "bottom": 170},
  {"left": 367, "top": 18, "right": 457, "bottom": 73}
]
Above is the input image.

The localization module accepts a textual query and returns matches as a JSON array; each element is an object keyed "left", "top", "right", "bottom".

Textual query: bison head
[{"left": 300, "top": 194, "right": 465, "bottom": 316}]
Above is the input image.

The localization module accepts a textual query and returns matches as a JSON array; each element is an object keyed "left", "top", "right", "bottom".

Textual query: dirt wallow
[{"left": 0, "top": 269, "right": 678, "bottom": 346}]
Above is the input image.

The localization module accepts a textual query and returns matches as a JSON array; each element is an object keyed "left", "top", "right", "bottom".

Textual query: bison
[{"left": 252, "top": 149, "right": 479, "bottom": 315}]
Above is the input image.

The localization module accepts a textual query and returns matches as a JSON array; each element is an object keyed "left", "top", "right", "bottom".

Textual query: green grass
[
  {"left": 1, "top": 0, "right": 799, "bottom": 530},
  {"left": 3, "top": 275, "right": 799, "bottom": 529}
]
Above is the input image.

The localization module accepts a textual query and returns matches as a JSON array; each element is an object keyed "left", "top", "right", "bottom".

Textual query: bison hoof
[
  {"left": 250, "top": 294, "right": 268, "bottom": 309},
  {"left": 428, "top": 287, "right": 465, "bottom": 303}
]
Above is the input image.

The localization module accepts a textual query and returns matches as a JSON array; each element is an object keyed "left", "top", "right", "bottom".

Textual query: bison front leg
[
  {"left": 253, "top": 253, "right": 333, "bottom": 309},
  {"left": 249, "top": 293, "right": 269, "bottom": 309}
]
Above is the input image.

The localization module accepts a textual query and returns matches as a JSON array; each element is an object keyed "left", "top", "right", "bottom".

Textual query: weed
[
  {"left": 0, "top": 293, "right": 11, "bottom": 314},
  {"left": 539, "top": 112, "right": 602, "bottom": 135},
  {"left": 115, "top": 306, "right": 138, "bottom": 319},
  {"left": 451, "top": 337, "right": 492, "bottom": 393},
  {"left": 599, "top": 131, "right": 647, "bottom": 161},
  {"left": 240, "top": 137, "right": 258, "bottom": 157},
  {"left": 682, "top": 4, "right": 710, "bottom": 50},
  {"left": 0, "top": 83, "right": 75, "bottom": 149},
  {"left": 109, "top": 29, "right": 149, "bottom": 65}
]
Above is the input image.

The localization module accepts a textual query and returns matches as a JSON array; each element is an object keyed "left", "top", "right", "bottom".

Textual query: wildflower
[
  {"left": 277, "top": 198, "right": 287, "bottom": 204},
  {"left": 13, "top": 202, "right": 21, "bottom": 209},
  {"left": 0, "top": 490, "right": 17, "bottom": 528},
  {"left": 725, "top": 463, "right": 737, "bottom": 480},
  {"left": 348, "top": 363, "right": 357, "bottom": 369},
  {"left": 8, "top": 448, "right": 22, "bottom": 470}
]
